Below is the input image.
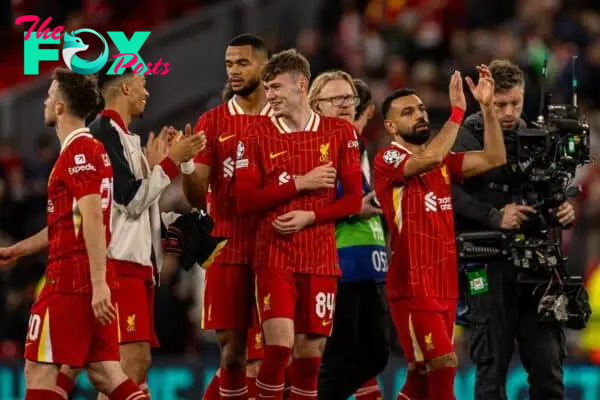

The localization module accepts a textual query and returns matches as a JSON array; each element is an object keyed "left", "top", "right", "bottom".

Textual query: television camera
[{"left": 456, "top": 56, "right": 592, "bottom": 329}]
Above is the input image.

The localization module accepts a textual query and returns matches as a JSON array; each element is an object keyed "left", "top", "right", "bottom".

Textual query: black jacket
[{"left": 451, "top": 112, "right": 526, "bottom": 233}]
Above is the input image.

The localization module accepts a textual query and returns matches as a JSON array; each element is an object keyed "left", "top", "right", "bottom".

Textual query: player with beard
[
  {"left": 0, "top": 69, "right": 149, "bottom": 400},
  {"left": 222, "top": 82, "right": 234, "bottom": 103},
  {"left": 182, "top": 34, "right": 271, "bottom": 400},
  {"left": 373, "top": 66, "right": 506, "bottom": 399},
  {"left": 58, "top": 64, "right": 205, "bottom": 399}
]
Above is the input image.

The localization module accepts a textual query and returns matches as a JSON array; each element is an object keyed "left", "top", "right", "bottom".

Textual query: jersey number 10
[{"left": 27, "top": 314, "right": 42, "bottom": 342}]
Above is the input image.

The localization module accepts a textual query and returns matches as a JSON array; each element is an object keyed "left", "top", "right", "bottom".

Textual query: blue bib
[{"left": 336, "top": 172, "right": 387, "bottom": 282}]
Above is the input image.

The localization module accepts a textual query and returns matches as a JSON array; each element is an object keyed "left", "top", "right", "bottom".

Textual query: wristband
[
  {"left": 180, "top": 159, "right": 196, "bottom": 175},
  {"left": 449, "top": 107, "right": 465, "bottom": 125}
]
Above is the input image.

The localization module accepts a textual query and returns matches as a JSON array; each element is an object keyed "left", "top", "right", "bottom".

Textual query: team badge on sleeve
[{"left": 383, "top": 149, "right": 405, "bottom": 166}]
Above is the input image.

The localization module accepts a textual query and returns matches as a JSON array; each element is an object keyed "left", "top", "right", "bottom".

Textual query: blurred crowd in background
[{"left": 1, "top": 0, "right": 600, "bottom": 366}]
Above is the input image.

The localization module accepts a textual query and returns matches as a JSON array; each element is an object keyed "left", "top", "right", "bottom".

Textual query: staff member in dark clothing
[
  {"left": 309, "top": 73, "right": 390, "bottom": 400},
  {"left": 452, "top": 59, "right": 576, "bottom": 400}
]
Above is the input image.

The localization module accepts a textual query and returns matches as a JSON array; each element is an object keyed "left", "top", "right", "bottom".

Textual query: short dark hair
[
  {"left": 261, "top": 49, "right": 311, "bottom": 82},
  {"left": 51, "top": 68, "right": 101, "bottom": 120},
  {"left": 228, "top": 33, "right": 267, "bottom": 55},
  {"left": 381, "top": 88, "right": 416, "bottom": 119},
  {"left": 96, "top": 61, "right": 134, "bottom": 91},
  {"left": 353, "top": 79, "right": 373, "bottom": 120},
  {"left": 489, "top": 59, "right": 525, "bottom": 91}
]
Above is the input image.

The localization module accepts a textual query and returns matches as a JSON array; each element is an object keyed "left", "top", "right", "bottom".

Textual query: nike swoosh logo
[
  {"left": 322, "top": 320, "right": 332, "bottom": 327},
  {"left": 218, "top": 134, "right": 235, "bottom": 143},
  {"left": 270, "top": 151, "right": 287, "bottom": 159}
]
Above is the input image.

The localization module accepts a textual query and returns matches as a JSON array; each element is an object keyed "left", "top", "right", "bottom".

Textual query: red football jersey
[
  {"left": 194, "top": 97, "right": 272, "bottom": 265},
  {"left": 235, "top": 112, "right": 362, "bottom": 276},
  {"left": 373, "top": 142, "right": 465, "bottom": 300},
  {"left": 45, "top": 128, "right": 116, "bottom": 293}
]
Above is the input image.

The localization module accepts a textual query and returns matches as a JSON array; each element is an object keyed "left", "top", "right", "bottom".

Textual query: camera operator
[{"left": 452, "top": 59, "right": 576, "bottom": 400}]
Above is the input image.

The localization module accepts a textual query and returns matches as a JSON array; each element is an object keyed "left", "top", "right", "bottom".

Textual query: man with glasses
[{"left": 309, "top": 71, "right": 390, "bottom": 400}]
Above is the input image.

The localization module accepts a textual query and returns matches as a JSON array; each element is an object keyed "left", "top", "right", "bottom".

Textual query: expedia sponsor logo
[{"left": 68, "top": 163, "right": 96, "bottom": 175}]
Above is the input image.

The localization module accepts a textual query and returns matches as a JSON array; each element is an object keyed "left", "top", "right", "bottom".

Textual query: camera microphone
[{"left": 537, "top": 54, "right": 550, "bottom": 123}]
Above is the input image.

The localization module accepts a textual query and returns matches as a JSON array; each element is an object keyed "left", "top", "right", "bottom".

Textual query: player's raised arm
[
  {"left": 234, "top": 125, "right": 298, "bottom": 214},
  {"left": 374, "top": 78, "right": 466, "bottom": 185},
  {"left": 401, "top": 72, "right": 466, "bottom": 179},
  {"left": 182, "top": 113, "right": 213, "bottom": 208},
  {"left": 374, "top": 77, "right": 466, "bottom": 186},
  {"left": 459, "top": 65, "right": 507, "bottom": 178}
]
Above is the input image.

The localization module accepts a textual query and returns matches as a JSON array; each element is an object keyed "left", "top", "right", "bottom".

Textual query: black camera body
[
  {"left": 457, "top": 229, "right": 592, "bottom": 329},
  {"left": 503, "top": 103, "right": 589, "bottom": 229},
  {"left": 457, "top": 63, "right": 592, "bottom": 329}
]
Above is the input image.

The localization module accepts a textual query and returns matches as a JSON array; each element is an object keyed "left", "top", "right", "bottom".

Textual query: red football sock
[
  {"left": 56, "top": 372, "right": 75, "bottom": 395},
  {"left": 398, "top": 368, "right": 428, "bottom": 400},
  {"left": 204, "top": 374, "right": 221, "bottom": 400},
  {"left": 427, "top": 367, "right": 456, "bottom": 400},
  {"left": 355, "top": 377, "right": 382, "bottom": 399},
  {"left": 247, "top": 377, "right": 258, "bottom": 400},
  {"left": 288, "top": 357, "right": 320, "bottom": 400},
  {"left": 109, "top": 378, "right": 148, "bottom": 400},
  {"left": 25, "top": 388, "right": 65, "bottom": 399},
  {"left": 256, "top": 345, "right": 291, "bottom": 400},
  {"left": 220, "top": 368, "right": 248, "bottom": 399}
]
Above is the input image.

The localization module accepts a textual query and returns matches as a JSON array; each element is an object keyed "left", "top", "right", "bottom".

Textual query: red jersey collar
[{"left": 100, "top": 109, "right": 129, "bottom": 133}]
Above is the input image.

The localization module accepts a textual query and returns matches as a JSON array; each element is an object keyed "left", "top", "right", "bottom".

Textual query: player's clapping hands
[
  {"left": 168, "top": 123, "right": 207, "bottom": 163},
  {"left": 91, "top": 281, "right": 117, "bottom": 325},
  {"left": 449, "top": 70, "right": 466, "bottom": 110},
  {"left": 145, "top": 126, "right": 171, "bottom": 168},
  {"left": 294, "top": 162, "right": 337, "bottom": 191},
  {"left": 144, "top": 123, "right": 207, "bottom": 168},
  {"left": 466, "top": 65, "right": 495, "bottom": 107}
]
